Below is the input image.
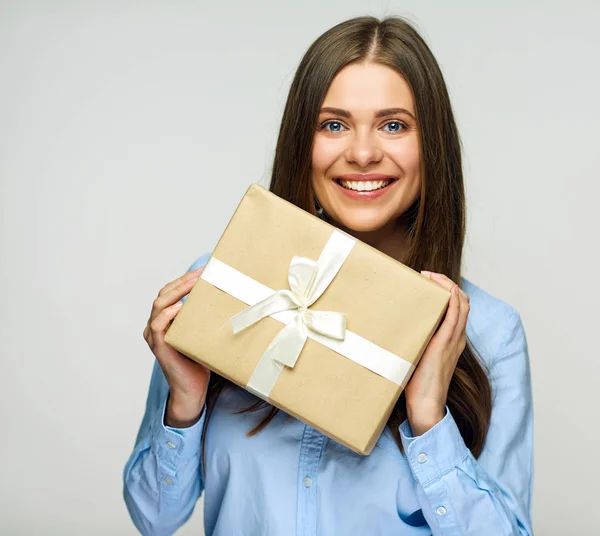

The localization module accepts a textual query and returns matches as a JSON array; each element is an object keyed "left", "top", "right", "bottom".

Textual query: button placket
[{"left": 296, "top": 426, "right": 326, "bottom": 536}]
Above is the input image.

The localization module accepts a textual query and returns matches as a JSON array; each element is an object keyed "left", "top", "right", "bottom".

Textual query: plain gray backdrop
[{"left": 1, "top": 1, "right": 598, "bottom": 534}]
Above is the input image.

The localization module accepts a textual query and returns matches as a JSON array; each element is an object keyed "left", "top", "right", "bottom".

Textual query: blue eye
[
  {"left": 321, "top": 121, "right": 345, "bottom": 132},
  {"left": 383, "top": 121, "right": 406, "bottom": 132}
]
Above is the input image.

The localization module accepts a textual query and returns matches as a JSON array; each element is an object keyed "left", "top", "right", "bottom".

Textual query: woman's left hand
[{"left": 403, "top": 271, "right": 471, "bottom": 436}]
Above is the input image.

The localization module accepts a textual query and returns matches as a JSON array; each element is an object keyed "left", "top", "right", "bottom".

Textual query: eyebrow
[{"left": 319, "top": 106, "right": 416, "bottom": 120}]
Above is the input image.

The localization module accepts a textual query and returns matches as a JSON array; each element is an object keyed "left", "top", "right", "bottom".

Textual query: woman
[{"left": 124, "top": 15, "right": 534, "bottom": 536}]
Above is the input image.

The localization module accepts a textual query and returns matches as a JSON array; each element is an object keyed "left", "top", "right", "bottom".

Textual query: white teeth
[{"left": 339, "top": 179, "right": 393, "bottom": 191}]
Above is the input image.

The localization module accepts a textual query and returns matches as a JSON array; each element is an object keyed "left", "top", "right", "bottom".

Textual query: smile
[
  {"left": 333, "top": 176, "right": 399, "bottom": 200},
  {"left": 336, "top": 178, "right": 396, "bottom": 191}
]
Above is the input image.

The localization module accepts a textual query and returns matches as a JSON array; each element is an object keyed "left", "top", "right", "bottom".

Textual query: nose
[{"left": 344, "top": 129, "right": 383, "bottom": 168}]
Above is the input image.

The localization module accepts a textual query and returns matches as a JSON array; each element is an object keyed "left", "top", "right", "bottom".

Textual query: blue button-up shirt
[{"left": 123, "top": 252, "right": 534, "bottom": 535}]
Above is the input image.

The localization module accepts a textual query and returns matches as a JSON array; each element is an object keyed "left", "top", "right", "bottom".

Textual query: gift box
[{"left": 164, "top": 183, "right": 451, "bottom": 455}]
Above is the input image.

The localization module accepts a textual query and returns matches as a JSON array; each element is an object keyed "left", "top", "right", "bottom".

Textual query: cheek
[
  {"left": 312, "top": 137, "right": 342, "bottom": 175},
  {"left": 387, "top": 137, "right": 421, "bottom": 177}
]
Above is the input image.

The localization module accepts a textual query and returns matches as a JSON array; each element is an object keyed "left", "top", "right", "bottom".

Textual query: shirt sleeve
[
  {"left": 122, "top": 253, "right": 212, "bottom": 535},
  {"left": 398, "top": 309, "right": 534, "bottom": 536}
]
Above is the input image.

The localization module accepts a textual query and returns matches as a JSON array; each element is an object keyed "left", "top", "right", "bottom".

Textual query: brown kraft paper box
[{"left": 164, "top": 183, "right": 451, "bottom": 455}]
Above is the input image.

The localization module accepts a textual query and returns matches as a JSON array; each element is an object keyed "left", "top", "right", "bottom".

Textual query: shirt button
[
  {"left": 417, "top": 452, "right": 427, "bottom": 463},
  {"left": 303, "top": 476, "right": 312, "bottom": 488},
  {"left": 166, "top": 441, "right": 177, "bottom": 449},
  {"left": 436, "top": 506, "right": 447, "bottom": 516},
  {"left": 163, "top": 477, "right": 173, "bottom": 485}
]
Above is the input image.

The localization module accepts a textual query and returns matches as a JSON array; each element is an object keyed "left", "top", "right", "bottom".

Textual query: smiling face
[{"left": 311, "top": 62, "right": 422, "bottom": 236}]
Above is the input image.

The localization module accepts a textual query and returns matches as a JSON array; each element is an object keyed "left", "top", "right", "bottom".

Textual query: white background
[{"left": 1, "top": 1, "right": 598, "bottom": 534}]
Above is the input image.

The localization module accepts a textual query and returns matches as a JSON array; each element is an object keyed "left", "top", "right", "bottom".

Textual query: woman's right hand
[{"left": 143, "top": 266, "right": 210, "bottom": 428}]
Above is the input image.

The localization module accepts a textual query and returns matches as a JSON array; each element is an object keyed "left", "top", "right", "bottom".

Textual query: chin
[{"left": 331, "top": 210, "right": 393, "bottom": 233}]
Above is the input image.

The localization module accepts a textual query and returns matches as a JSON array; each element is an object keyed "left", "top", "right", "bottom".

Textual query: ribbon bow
[{"left": 229, "top": 256, "right": 346, "bottom": 370}]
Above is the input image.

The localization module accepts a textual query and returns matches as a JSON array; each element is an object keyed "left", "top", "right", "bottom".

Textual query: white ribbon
[{"left": 200, "top": 229, "right": 415, "bottom": 400}]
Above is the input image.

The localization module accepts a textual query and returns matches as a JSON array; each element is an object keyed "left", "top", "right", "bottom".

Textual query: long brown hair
[{"left": 201, "top": 15, "right": 492, "bottom": 473}]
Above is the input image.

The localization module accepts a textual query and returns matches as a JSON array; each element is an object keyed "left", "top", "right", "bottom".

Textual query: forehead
[{"left": 321, "top": 62, "right": 415, "bottom": 115}]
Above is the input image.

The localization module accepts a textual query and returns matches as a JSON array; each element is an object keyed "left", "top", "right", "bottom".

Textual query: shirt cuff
[
  {"left": 150, "top": 391, "right": 206, "bottom": 466},
  {"left": 399, "top": 405, "right": 471, "bottom": 487}
]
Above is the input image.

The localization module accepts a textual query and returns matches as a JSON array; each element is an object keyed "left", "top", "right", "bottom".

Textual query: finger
[
  {"left": 457, "top": 286, "right": 470, "bottom": 305},
  {"left": 143, "top": 319, "right": 154, "bottom": 347},
  {"left": 151, "top": 270, "right": 202, "bottom": 320},
  {"left": 143, "top": 320, "right": 156, "bottom": 343},
  {"left": 427, "top": 272, "right": 470, "bottom": 309},
  {"left": 146, "top": 329, "right": 153, "bottom": 348},
  {"left": 159, "top": 267, "right": 204, "bottom": 297},
  {"left": 452, "top": 288, "right": 470, "bottom": 346},
  {"left": 421, "top": 272, "right": 467, "bottom": 348},
  {"left": 150, "top": 301, "right": 184, "bottom": 342},
  {"left": 427, "top": 272, "right": 457, "bottom": 291},
  {"left": 436, "top": 284, "right": 461, "bottom": 343}
]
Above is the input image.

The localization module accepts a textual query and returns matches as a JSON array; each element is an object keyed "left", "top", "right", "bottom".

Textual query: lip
[
  {"left": 334, "top": 174, "right": 399, "bottom": 200},
  {"left": 337, "top": 174, "right": 397, "bottom": 181}
]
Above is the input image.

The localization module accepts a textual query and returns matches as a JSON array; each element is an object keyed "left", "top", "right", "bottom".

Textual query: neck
[{"left": 339, "top": 217, "right": 410, "bottom": 263}]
